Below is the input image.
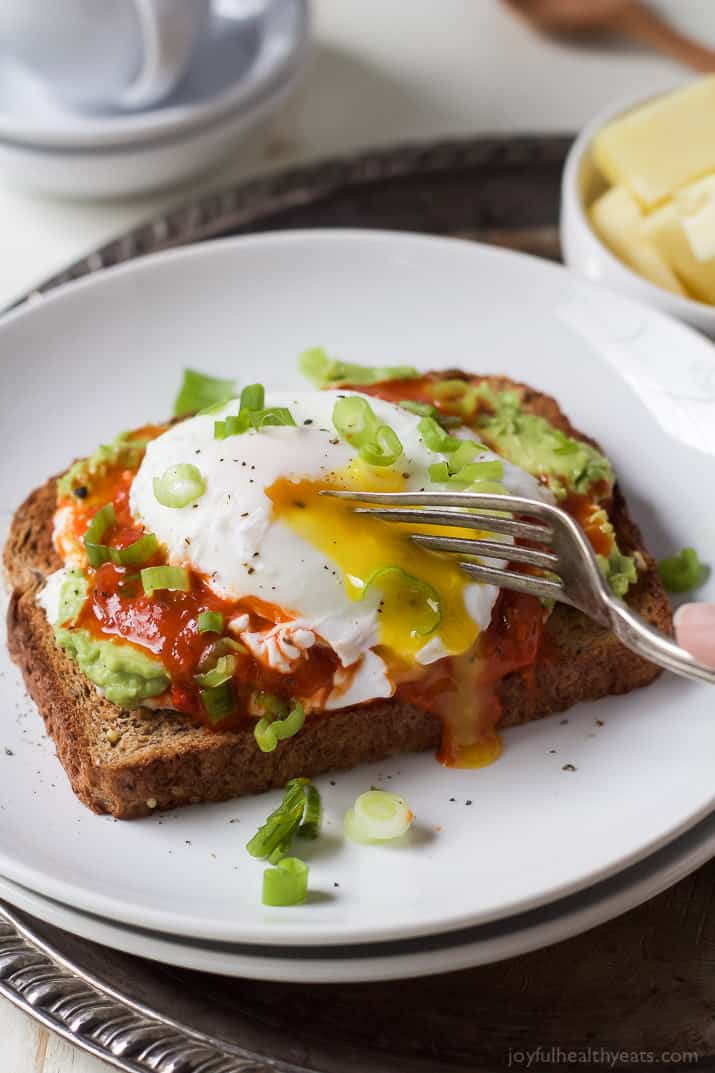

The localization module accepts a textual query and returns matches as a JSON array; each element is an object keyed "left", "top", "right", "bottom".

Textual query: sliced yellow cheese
[
  {"left": 643, "top": 180, "right": 715, "bottom": 304},
  {"left": 588, "top": 186, "right": 686, "bottom": 296},
  {"left": 592, "top": 77, "right": 715, "bottom": 208},
  {"left": 675, "top": 173, "right": 715, "bottom": 263}
]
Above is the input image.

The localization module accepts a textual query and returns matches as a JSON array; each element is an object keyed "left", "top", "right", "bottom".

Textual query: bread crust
[{"left": 3, "top": 375, "right": 672, "bottom": 818}]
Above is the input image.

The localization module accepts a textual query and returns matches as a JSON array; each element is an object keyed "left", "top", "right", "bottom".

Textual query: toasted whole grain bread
[{"left": 3, "top": 375, "right": 672, "bottom": 818}]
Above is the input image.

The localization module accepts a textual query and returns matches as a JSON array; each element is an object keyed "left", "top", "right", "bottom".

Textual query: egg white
[{"left": 126, "top": 390, "right": 548, "bottom": 709}]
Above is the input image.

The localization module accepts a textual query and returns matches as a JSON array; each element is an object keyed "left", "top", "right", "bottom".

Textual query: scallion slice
[
  {"left": 262, "top": 857, "right": 309, "bottom": 907},
  {"left": 332, "top": 396, "right": 403, "bottom": 467},
  {"left": 449, "top": 460, "right": 504, "bottom": 485},
  {"left": 194, "top": 654, "right": 236, "bottom": 688},
  {"left": 399, "top": 399, "right": 462, "bottom": 429},
  {"left": 198, "top": 610, "right": 223, "bottom": 634},
  {"left": 361, "top": 565, "right": 441, "bottom": 636},
  {"left": 200, "top": 681, "right": 235, "bottom": 722},
  {"left": 344, "top": 790, "right": 413, "bottom": 844},
  {"left": 214, "top": 405, "right": 296, "bottom": 440},
  {"left": 428, "top": 461, "right": 450, "bottom": 483},
  {"left": 140, "top": 565, "right": 190, "bottom": 595},
  {"left": 296, "top": 782, "right": 322, "bottom": 839},
  {"left": 240, "top": 383, "right": 265, "bottom": 411},
  {"left": 358, "top": 425, "right": 403, "bottom": 467},
  {"left": 153, "top": 464, "right": 206, "bottom": 508},
  {"left": 254, "top": 700, "right": 306, "bottom": 753},
  {"left": 246, "top": 778, "right": 310, "bottom": 859},
  {"left": 173, "top": 368, "right": 236, "bottom": 417},
  {"left": 110, "top": 532, "right": 159, "bottom": 566},
  {"left": 417, "top": 416, "right": 459, "bottom": 454},
  {"left": 299, "top": 347, "right": 418, "bottom": 388},
  {"left": 450, "top": 440, "right": 481, "bottom": 469},
  {"left": 83, "top": 503, "right": 116, "bottom": 567}
]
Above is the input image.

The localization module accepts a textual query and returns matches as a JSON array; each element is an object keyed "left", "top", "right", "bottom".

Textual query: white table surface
[{"left": 1, "top": 1, "right": 711, "bottom": 1069}]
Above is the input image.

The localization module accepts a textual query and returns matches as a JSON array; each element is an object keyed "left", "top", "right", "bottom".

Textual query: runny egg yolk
[{"left": 267, "top": 461, "right": 486, "bottom": 665}]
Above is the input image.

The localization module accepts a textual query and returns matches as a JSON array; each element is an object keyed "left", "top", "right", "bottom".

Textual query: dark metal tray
[{"left": 3, "top": 135, "right": 711, "bottom": 1073}]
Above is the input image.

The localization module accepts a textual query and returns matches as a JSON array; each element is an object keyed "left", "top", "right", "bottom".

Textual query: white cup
[{"left": 0, "top": 0, "right": 211, "bottom": 111}]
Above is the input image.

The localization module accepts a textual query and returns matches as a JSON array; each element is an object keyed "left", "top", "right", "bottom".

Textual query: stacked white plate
[
  {"left": 0, "top": 0, "right": 310, "bottom": 198},
  {"left": 0, "top": 229, "right": 714, "bottom": 982}
]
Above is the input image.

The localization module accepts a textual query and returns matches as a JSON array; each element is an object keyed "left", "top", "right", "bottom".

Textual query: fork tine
[
  {"left": 352, "top": 507, "right": 552, "bottom": 544},
  {"left": 323, "top": 488, "right": 554, "bottom": 523},
  {"left": 458, "top": 561, "right": 566, "bottom": 602},
  {"left": 411, "top": 534, "right": 559, "bottom": 570}
]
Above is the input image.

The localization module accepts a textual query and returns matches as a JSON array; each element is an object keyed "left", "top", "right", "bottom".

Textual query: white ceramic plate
[
  {"left": 2, "top": 808, "right": 714, "bottom": 983},
  {"left": 0, "top": 230, "right": 713, "bottom": 949},
  {"left": 0, "top": 0, "right": 309, "bottom": 149}
]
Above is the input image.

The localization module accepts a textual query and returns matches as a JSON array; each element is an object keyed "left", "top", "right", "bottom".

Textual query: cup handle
[{"left": 118, "top": 0, "right": 202, "bottom": 109}]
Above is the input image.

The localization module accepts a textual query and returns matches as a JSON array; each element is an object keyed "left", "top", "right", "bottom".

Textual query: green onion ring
[{"left": 153, "top": 463, "right": 206, "bottom": 508}]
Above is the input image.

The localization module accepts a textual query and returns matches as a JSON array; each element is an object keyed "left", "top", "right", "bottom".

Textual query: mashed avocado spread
[
  {"left": 472, "top": 386, "right": 614, "bottom": 500},
  {"left": 466, "top": 385, "right": 635, "bottom": 597},
  {"left": 57, "top": 431, "right": 151, "bottom": 498},
  {"left": 54, "top": 570, "right": 168, "bottom": 708}
]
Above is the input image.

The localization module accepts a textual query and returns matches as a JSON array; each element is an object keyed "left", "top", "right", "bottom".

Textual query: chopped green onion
[
  {"left": 361, "top": 565, "right": 441, "bottom": 636},
  {"left": 296, "top": 782, "right": 322, "bottom": 839},
  {"left": 200, "top": 681, "right": 235, "bottom": 722},
  {"left": 240, "top": 383, "right": 265, "bottom": 411},
  {"left": 449, "top": 460, "right": 504, "bottom": 485},
  {"left": 344, "top": 790, "right": 413, "bottom": 844},
  {"left": 140, "top": 565, "right": 191, "bottom": 596},
  {"left": 450, "top": 440, "right": 481, "bottom": 469},
  {"left": 254, "top": 700, "right": 306, "bottom": 753},
  {"left": 400, "top": 399, "right": 463, "bottom": 429},
  {"left": 399, "top": 400, "right": 435, "bottom": 418},
  {"left": 332, "top": 395, "right": 377, "bottom": 444},
  {"left": 153, "top": 464, "right": 206, "bottom": 508},
  {"left": 299, "top": 347, "right": 418, "bottom": 388},
  {"left": 246, "top": 778, "right": 310, "bottom": 859},
  {"left": 194, "top": 653, "right": 236, "bottom": 689},
  {"left": 358, "top": 425, "right": 403, "bottom": 467},
  {"left": 332, "top": 396, "right": 403, "bottom": 467},
  {"left": 431, "top": 378, "right": 478, "bottom": 418},
  {"left": 214, "top": 406, "right": 296, "bottom": 440},
  {"left": 250, "top": 407, "right": 297, "bottom": 429},
  {"left": 110, "top": 532, "right": 159, "bottom": 566},
  {"left": 428, "top": 461, "right": 450, "bottom": 483},
  {"left": 83, "top": 503, "right": 116, "bottom": 567},
  {"left": 173, "top": 368, "right": 235, "bottom": 417},
  {"left": 262, "top": 857, "right": 309, "bottom": 907},
  {"left": 657, "top": 548, "right": 707, "bottom": 593},
  {"left": 418, "top": 416, "right": 459, "bottom": 454},
  {"left": 198, "top": 610, "right": 223, "bottom": 634}
]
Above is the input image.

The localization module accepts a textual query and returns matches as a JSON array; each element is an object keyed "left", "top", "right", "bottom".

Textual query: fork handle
[{"left": 606, "top": 598, "right": 715, "bottom": 685}]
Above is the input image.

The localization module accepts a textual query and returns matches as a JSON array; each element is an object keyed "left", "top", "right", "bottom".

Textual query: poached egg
[{"left": 127, "top": 390, "right": 547, "bottom": 710}]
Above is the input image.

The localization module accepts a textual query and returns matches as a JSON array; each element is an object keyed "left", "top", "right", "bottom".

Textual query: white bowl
[
  {"left": 560, "top": 84, "right": 715, "bottom": 339},
  {"left": 0, "top": 65, "right": 302, "bottom": 199}
]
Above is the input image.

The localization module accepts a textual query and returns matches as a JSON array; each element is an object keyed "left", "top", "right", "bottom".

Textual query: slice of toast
[{"left": 3, "top": 375, "right": 672, "bottom": 819}]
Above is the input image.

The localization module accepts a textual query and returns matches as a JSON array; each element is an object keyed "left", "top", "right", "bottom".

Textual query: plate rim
[
  {"left": 2, "top": 805, "right": 715, "bottom": 983},
  {"left": 2, "top": 226, "right": 714, "bottom": 947}
]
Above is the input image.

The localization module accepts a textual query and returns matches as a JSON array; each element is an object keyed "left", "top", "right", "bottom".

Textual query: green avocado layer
[
  {"left": 473, "top": 386, "right": 614, "bottom": 500},
  {"left": 445, "top": 384, "right": 636, "bottom": 597},
  {"left": 57, "top": 431, "right": 151, "bottom": 498},
  {"left": 53, "top": 570, "right": 169, "bottom": 709}
]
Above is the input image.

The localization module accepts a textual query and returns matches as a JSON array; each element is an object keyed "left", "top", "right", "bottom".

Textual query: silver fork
[{"left": 324, "top": 490, "right": 715, "bottom": 686}]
